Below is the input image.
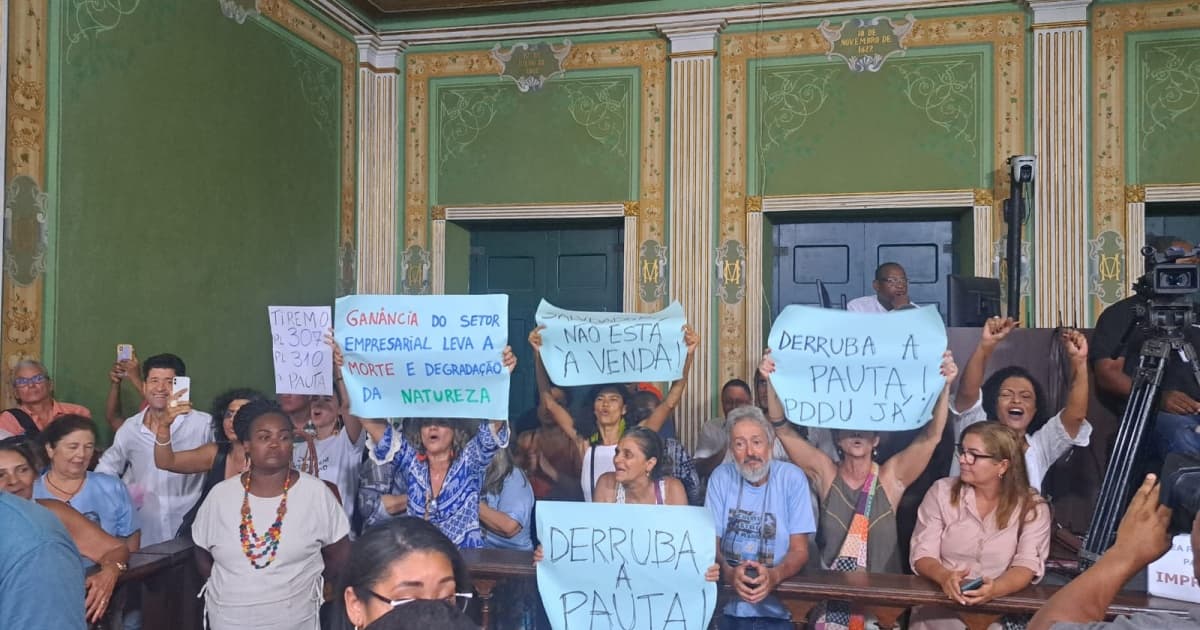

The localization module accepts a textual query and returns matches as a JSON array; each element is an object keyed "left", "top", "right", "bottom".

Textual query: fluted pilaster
[
  {"left": 1030, "top": 0, "right": 1090, "bottom": 325},
  {"left": 356, "top": 37, "right": 405, "bottom": 294},
  {"left": 661, "top": 21, "right": 723, "bottom": 448}
]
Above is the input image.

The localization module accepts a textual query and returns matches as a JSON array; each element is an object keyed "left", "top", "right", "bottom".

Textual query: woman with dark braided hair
[{"left": 192, "top": 399, "right": 349, "bottom": 630}]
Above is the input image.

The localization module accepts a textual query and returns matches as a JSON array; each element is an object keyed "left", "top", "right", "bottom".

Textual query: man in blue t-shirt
[
  {"left": 706, "top": 405, "right": 815, "bottom": 629},
  {"left": 0, "top": 492, "right": 86, "bottom": 628}
]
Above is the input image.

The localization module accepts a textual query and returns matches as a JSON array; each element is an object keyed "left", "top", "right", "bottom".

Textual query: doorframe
[
  {"left": 1125, "top": 183, "right": 1200, "bottom": 280},
  {"left": 744, "top": 189, "right": 992, "bottom": 382},
  {"left": 430, "top": 201, "right": 638, "bottom": 311}
]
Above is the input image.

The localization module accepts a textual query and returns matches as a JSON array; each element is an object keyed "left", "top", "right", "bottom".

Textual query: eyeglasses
[
  {"left": 880, "top": 277, "right": 908, "bottom": 287},
  {"left": 956, "top": 444, "right": 1001, "bottom": 465},
  {"left": 13, "top": 375, "right": 47, "bottom": 388},
  {"left": 367, "top": 589, "right": 474, "bottom": 612}
]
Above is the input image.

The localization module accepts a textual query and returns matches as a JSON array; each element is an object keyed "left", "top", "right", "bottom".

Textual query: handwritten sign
[
  {"left": 767, "top": 304, "right": 946, "bottom": 431},
  {"left": 269, "top": 306, "right": 333, "bottom": 396},
  {"left": 535, "top": 300, "right": 687, "bottom": 387},
  {"left": 536, "top": 501, "right": 717, "bottom": 630},
  {"left": 334, "top": 294, "right": 509, "bottom": 419}
]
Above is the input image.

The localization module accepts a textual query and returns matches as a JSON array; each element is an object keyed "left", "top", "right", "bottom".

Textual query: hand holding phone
[
  {"left": 960, "top": 577, "right": 984, "bottom": 592},
  {"left": 117, "top": 344, "right": 133, "bottom": 362},
  {"left": 172, "top": 376, "right": 191, "bottom": 404}
]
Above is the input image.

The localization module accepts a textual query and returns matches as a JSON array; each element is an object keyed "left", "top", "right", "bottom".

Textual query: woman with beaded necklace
[{"left": 192, "top": 399, "right": 350, "bottom": 630}]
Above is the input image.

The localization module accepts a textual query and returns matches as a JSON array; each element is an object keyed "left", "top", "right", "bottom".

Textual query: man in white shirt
[
  {"left": 96, "top": 353, "right": 212, "bottom": 545},
  {"left": 846, "top": 262, "right": 915, "bottom": 313}
]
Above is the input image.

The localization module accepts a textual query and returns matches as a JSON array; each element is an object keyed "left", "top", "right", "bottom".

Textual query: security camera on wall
[{"left": 1009, "top": 155, "right": 1036, "bottom": 183}]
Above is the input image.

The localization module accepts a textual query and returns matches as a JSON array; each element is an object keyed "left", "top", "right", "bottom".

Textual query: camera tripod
[{"left": 1080, "top": 309, "right": 1200, "bottom": 569}]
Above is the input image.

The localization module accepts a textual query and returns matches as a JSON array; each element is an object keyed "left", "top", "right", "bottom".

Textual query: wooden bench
[
  {"left": 102, "top": 537, "right": 204, "bottom": 630},
  {"left": 462, "top": 548, "right": 1194, "bottom": 630}
]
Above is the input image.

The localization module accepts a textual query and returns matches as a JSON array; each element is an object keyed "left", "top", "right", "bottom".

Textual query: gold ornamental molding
[
  {"left": 430, "top": 205, "right": 447, "bottom": 220},
  {"left": 974, "top": 188, "right": 994, "bottom": 206},
  {"left": 623, "top": 200, "right": 641, "bottom": 217},
  {"left": 404, "top": 39, "right": 667, "bottom": 309},
  {"left": 1124, "top": 184, "right": 1146, "bottom": 204},
  {"left": 718, "top": 12, "right": 1025, "bottom": 382},
  {"left": 745, "top": 195, "right": 763, "bottom": 213},
  {"left": 1092, "top": 0, "right": 1200, "bottom": 312},
  {"left": 3, "top": 0, "right": 49, "bottom": 403}
]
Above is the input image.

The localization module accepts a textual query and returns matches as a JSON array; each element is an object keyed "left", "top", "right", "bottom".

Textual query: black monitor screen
[{"left": 947, "top": 275, "right": 1002, "bottom": 327}]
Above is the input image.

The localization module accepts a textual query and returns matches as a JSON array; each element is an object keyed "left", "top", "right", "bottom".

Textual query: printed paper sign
[
  {"left": 535, "top": 501, "right": 717, "bottom": 630},
  {"left": 535, "top": 300, "right": 687, "bottom": 386},
  {"left": 767, "top": 304, "right": 946, "bottom": 430},
  {"left": 334, "top": 294, "right": 509, "bottom": 419},
  {"left": 269, "top": 306, "right": 333, "bottom": 396}
]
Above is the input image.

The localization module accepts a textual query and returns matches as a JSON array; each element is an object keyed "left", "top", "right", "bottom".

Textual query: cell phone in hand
[
  {"left": 961, "top": 577, "right": 984, "bottom": 592},
  {"left": 117, "top": 344, "right": 133, "bottom": 362},
  {"left": 172, "top": 376, "right": 191, "bottom": 403}
]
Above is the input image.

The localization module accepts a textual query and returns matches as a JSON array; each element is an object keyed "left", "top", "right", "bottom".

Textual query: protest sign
[
  {"left": 536, "top": 501, "right": 717, "bottom": 630},
  {"left": 535, "top": 300, "right": 687, "bottom": 386},
  {"left": 269, "top": 306, "right": 333, "bottom": 396},
  {"left": 334, "top": 294, "right": 509, "bottom": 419},
  {"left": 767, "top": 304, "right": 946, "bottom": 431}
]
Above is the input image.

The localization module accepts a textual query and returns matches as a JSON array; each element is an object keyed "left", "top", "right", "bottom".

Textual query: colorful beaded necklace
[{"left": 239, "top": 470, "right": 292, "bottom": 569}]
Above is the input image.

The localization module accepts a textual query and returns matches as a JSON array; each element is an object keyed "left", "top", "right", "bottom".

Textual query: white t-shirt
[
  {"left": 193, "top": 473, "right": 349, "bottom": 630},
  {"left": 949, "top": 393, "right": 1093, "bottom": 490},
  {"left": 95, "top": 408, "right": 213, "bottom": 545},
  {"left": 293, "top": 430, "right": 365, "bottom": 522},
  {"left": 581, "top": 443, "right": 617, "bottom": 502},
  {"left": 846, "top": 295, "right": 919, "bottom": 313}
]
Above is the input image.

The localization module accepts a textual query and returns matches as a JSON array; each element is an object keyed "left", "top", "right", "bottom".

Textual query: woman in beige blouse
[{"left": 910, "top": 421, "right": 1052, "bottom": 629}]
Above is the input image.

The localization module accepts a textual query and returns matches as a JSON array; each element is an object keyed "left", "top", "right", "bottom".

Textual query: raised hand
[
  {"left": 683, "top": 324, "right": 699, "bottom": 355},
  {"left": 528, "top": 325, "right": 545, "bottom": 352},
  {"left": 980, "top": 316, "right": 1019, "bottom": 349},
  {"left": 939, "top": 350, "right": 958, "bottom": 384},
  {"left": 502, "top": 345, "right": 517, "bottom": 373},
  {"left": 758, "top": 349, "right": 776, "bottom": 378},
  {"left": 1061, "top": 329, "right": 1089, "bottom": 365}
]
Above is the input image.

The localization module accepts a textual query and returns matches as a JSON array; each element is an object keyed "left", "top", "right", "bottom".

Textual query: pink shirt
[
  {"left": 0, "top": 400, "right": 92, "bottom": 436},
  {"left": 910, "top": 477, "right": 1051, "bottom": 581}
]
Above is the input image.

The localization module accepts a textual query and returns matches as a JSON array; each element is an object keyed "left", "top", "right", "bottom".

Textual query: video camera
[
  {"left": 1130, "top": 245, "right": 1200, "bottom": 331},
  {"left": 1162, "top": 453, "right": 1200, "bottom": 535}
]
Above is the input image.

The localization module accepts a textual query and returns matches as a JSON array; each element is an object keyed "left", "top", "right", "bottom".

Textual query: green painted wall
[
  {"left": 749, "top": 47, "right": 993, "bottom": 195},
  {"left": 1127, "top": 30, "right": 1200, "bottom": 184},
  {"left": 49, "top": 1, "right": 343, "bottom": 440},
  {"left": 431, "top": 71, "right": 638, "bottom": 205}
]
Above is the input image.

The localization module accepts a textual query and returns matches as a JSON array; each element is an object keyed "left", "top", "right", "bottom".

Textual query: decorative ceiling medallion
[
  {"left": 819, "top": 14, "right": 916, "bottom": 72},
  {"left": 490, "top": 40, "right": 572, "bottom": 92}
]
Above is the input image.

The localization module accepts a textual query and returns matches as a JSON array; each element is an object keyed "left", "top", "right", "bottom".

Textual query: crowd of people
[{"left": 1, "top": 244, "right": 1199, "bottom": 630}]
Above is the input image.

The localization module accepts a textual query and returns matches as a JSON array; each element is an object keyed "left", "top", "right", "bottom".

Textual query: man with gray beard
[{"left": 706, "top": 405, "right": 815, "bottom": 630}]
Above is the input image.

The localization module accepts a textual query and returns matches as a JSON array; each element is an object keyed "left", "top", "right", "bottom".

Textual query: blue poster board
[
  {"left": 767, "top": 304, "right": 946, "bottom": 431},
  {"left": 334, "top": 294, "right": 509, "bottom": 419}
]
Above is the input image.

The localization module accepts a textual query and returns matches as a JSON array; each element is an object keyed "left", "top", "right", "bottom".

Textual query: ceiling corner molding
[
  {"left": 305, "top": 0, "right": 375, "bottom": 36},
  {"left": 658, "top": 18, "right": 726, "bottom": 54},
  {"left": 356, "top": 33, "right": 408, "bottom": 66},
  {"left": 339, "top": 0, "right": 1005, "bottom": 45}
]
